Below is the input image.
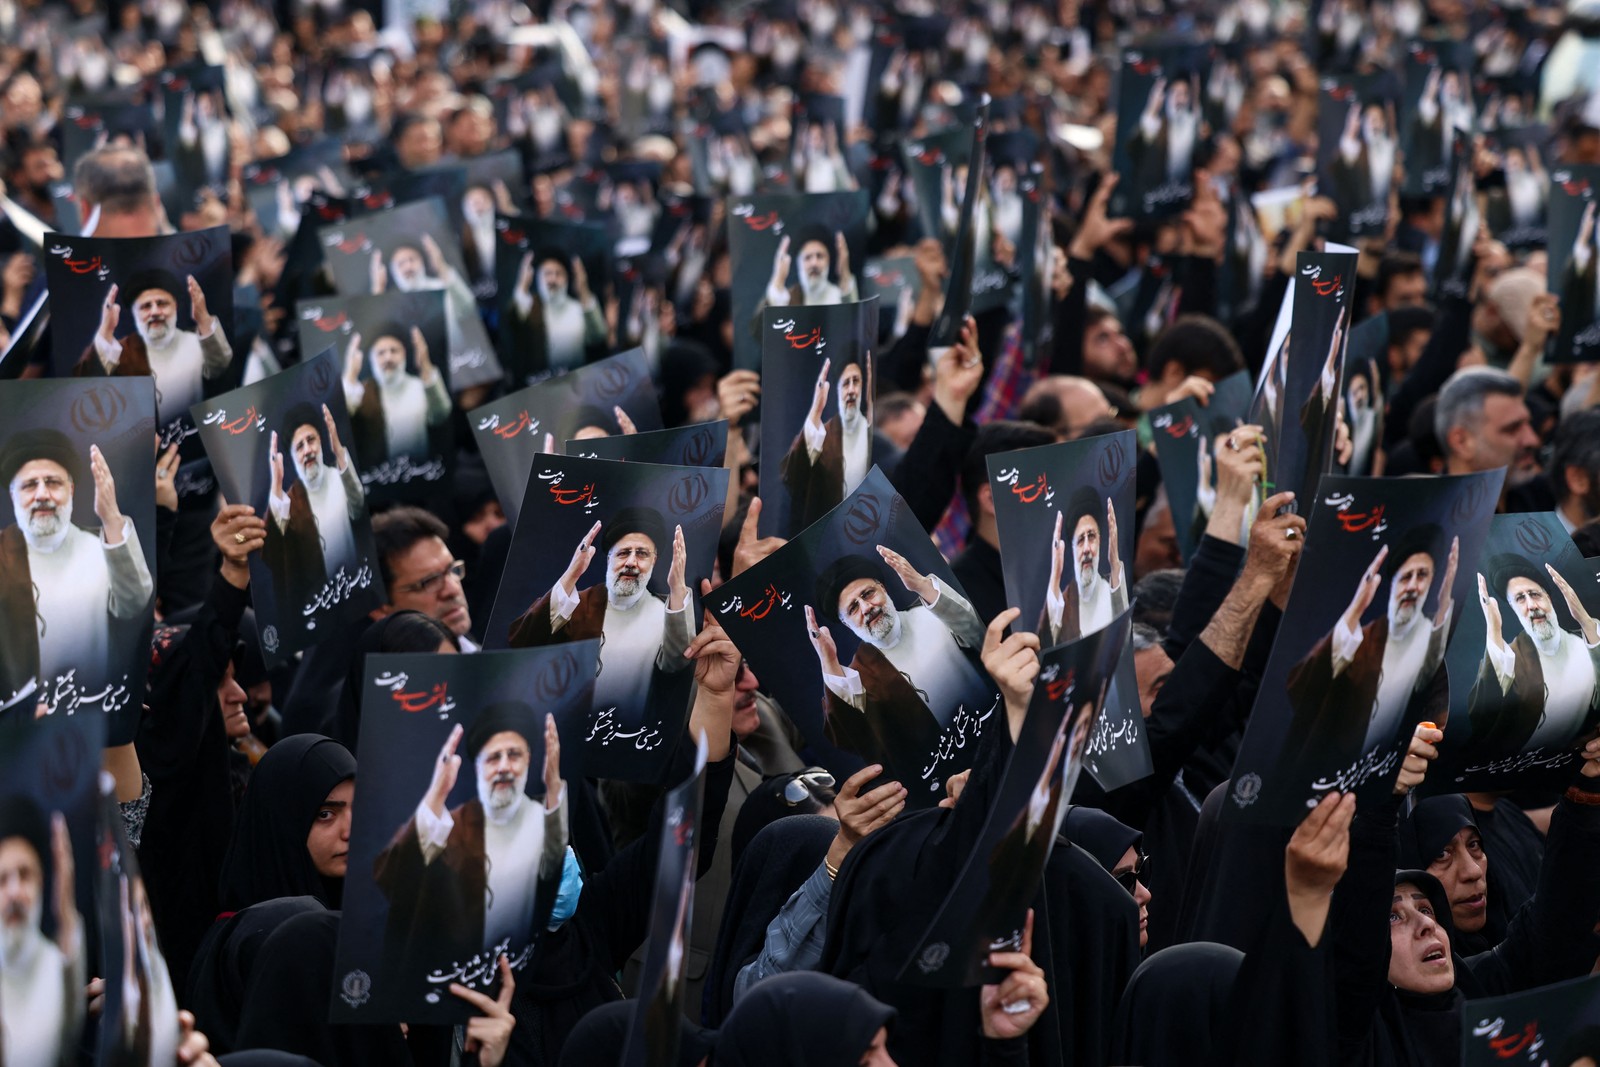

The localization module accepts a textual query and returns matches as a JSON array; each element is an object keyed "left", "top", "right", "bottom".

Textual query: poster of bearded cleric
[
  {"left": 482, "top": 454, "right": 728, "bottom": 781},
  {"left": 295, "top": 290, "right": 453, "bottom": 500},
  {"left": 493, "top": 215, "right": 614, "bottom": 384},
  {"left": 317, "top": 196, "right": 503, "bottom": 390},
  {"left": 1429, "top": 512, "right": 1600, "bottom": 795},
  {"left": 758, "top": 299, "right": 882, "bottom": 539},
  {"left": 714, "top": 468, "right": 1001, "bottom": 803},
  {"left": 1317, "top": 77, "right": 1401, "bottom": 241},
  {"left": 726, "top": 189, "right": 870, "bottom": 371},
  {"left": 43, "top": 226, "right": 237, "bottom": 505},
  {"left": 1461, "top": 973, "right": 1600, "bottom": 1067},
  {"left": 193, "top": 349, "right": 385, "bottom": 668},
  {"left": 470, "top": 350, "right": 662, "bottom": 526},
  {"left": 1546, "top": 166, "right": 1600, "bottom": 364},
  {"left": 332, "top": 646, "right": 594, "bottom": 1023},
  {"left": 0, "top": 379, "right": 155, "bottom": 742},
  {"left": 0, "top": 713, "right": 102, "bottom": 1067},
  {"left": 984, "top": 431, "right": 1151, "bottom": 789},
  {"left": 567, "top": 421, "right": 728, "bottom": 470},
  {"left": 1223, "top": 471, "right": 1501, "bottom": 825},
  {"left": 1108, "top": 52, "right": 1200, "bottom": 220},
  {"left": 1148, "top": 369, "right": 1254, "bottom": 562},
  {"left": 1248, "top": 250, "right": 1357, "bottom": 508},
  {"left": 902, "top": 612, "right": 1130, "bottom": 988}
]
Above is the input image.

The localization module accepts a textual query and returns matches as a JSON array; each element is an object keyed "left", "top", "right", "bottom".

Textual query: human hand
[
  {"left": 572, "top": 256, "right": 591, "bottom": 302},
  {"left": 831, "top": 763, "right": 906, "bottom": 853},
  {"left": 421, "top": 232, "right": 446, "bottom": 277},
  {"left": 1241, "top": 490, "right": 1306, "bottom": 590},
  {"left": 770, "top": 235, "right": 792, "bottom": 289},
  {"left": 542, "top": 714, "right": 563, "bottom": 806},
  {"left": 804, "top": 604, "right": 844, "bottom": 678},
  {"left": 187, "top": 274, "right": 214, "bottom": 336},
  {"left": 732, "top": 497, "right": 786, "bottom": 577},
  {"left": 808, "top": 357, "right": 832, "bottom": 427},
  {"left": 176, "top": 1009, "right": 219, "bottom": 1065},
  {"left": 1047, "top": 510, "right": 1066, "bottom": 603},
  {"left": 1342, "top": 545, "right": 1388, "bottom": 633},
  {"left": 1284, "top": 791, "right": 1355, "bottom": 946},
  {"left": 425, "top": 723, "right": 464, "bottom": 819},
  {"left": 370, "top": 250, "right": 387, "bottom": 294},
  {"left": 90, "top": 444, "right": 123, "bottom": 535},
  {"left": 1068, "top": 175, "right": 1134, "bottom": 260},
  {"left": 269, "top": 431, "right": 285, "bottom": 500},
  {"left": 877, "top": 544, "right": 936, "bottom": 603},
  {"left": 982, "top": 608, "right": 1041, "bottom": 732},
  {"left": 686, "top": 612, "right": 742, "bottom": 696},
  {"left": 560, "top": 520, "right": 602, "bottom": 597},
  {"left": 1105, "top": 498, "right": 1121, "bottom": 582},
  {"left": 1394, "top": 722, "right": 1443, "bottom": 796},
  {"left": 321, "top": 404, "right": 346, "bottom": 471},
  {"left": 1477, "top": 573, "right": 1505, "bottom": 652},
  {"left": 1546, "top": 562, "right": 1599, "bottom": 643},
  {"left": 51, "top": 814, "right": 76, "bottom": 954},
  {"left": 213, "top": 503, "right": 265, "bottom": 586},
  {"left": 938, "top": 768, "right": 971, "bottom": 810},
  {"left": 344, "top": 332, "right": 364, "bottom": 382},
  {"left": 717, "top": 369, "right": 761, "bottom": 427},
  {"left": 450, "top": 955, "right": 516, "bottom": 1067},
  {"left": 980, "top": 910, "right": 1048, "bottom": 1040},
  {"left": 155, "top": 440, "right": 179, "bottom": 512},
  {"left": 413, "top": 326, "right": 433, "bottom": 377},
  {"left": 667, "top": 524, "right": 688, "bottom": 611},
  {"left": 97, "top": 284, "right": 121, "bottom": 344}
]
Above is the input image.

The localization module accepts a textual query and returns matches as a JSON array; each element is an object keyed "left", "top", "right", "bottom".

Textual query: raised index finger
[
  {"left": 985, "top": 608, "right": 1021, "bottom": 655},
  {"left": 581, "top": 520, "right": 603, "bottom": 548}
]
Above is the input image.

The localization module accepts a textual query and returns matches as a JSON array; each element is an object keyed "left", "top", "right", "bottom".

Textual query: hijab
[
  {"left": 1062, "top": 805, "right": 1141, "bottom": 872},
  {"left": 1386, "top": 870, "right": 1466, "bottom": 1067},
  {"left": 1111, "top": 942, "right": 1243, "bottom": 1066},
  {"left": 714, "top": 973, "right": 896, "bottom": 1067},
  {"left": 235, "top": 910, "right": 408, "bottom": 1067},
  {"left": 556, "top": 1000, "right": 716, "bottom": 1067},
  {"left": 704, "top": 814, "right": 838, "bottom": 1026},
  {"left": 187, "top": 896, "right": 326, "bottom": 1054},
  {"left": 216, "top": 734, "right": 355, "bottom": 911},
  {"left": 1398, "top": 797, "right": 1490, "bottom": 955}
]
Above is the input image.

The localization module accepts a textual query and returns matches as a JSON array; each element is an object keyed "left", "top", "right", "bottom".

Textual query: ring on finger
[
  {"left": 1225, "top": 435, "right": 1239, "bottom": 451},
  {"left": 1284, "top": 528, "right": 1299, "bottom": 540},
  {"left": 234, "top": 532, "right": 247, "bottom": 545}
]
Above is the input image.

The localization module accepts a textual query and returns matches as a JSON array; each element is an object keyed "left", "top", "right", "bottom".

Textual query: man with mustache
[
  {"left": 370, "top": 234, "right": 488, "bottom": 382},
  {"left": 262, "top": 402, "right": 367, "bottom": 632},
  {"left": 1130, "top": 75, "right": 1202, "bottom": 193},
  {"left": 1467, "top": 554, "right": 1600, "bottom": 754},
  {"left": 1041, "top": 487, "right": 1128, "bottom": 645},
  {"left": 780, "top": 358, "right": 876, "bottom": 538},
  {"left": 374, "top": 706, "right": 566, "bottom": 1012},
  {"left": 508, "top": 506, "right": 695, "bottom": 716},
  {"left": 0, "top": 428, "right": 154, "bottom": 711},
  {"left": 805, "top": 546, "right": 987, "bottom": 790},
  {"left": 78, "top": 269, "right": 233, "bottom": 426},
  {"left": 506, "top": 251, "right": 608, "bottom": 375},
  {"left": 762, "top": 229, "right": 858, "bottom": 310},
  {"left": 0, "top": 795, "right": 84, "bottom": 1067},
  {"left": 1283, "top": 524, "right": 1459, "bottom": 777},
  {"left": 340, "top": 325, "right": 451, "bottom": 466}
]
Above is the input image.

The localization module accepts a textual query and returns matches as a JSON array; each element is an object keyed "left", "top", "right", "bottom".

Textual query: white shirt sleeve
[
  {"left": 342, "top": 378, "right": 364, "bottom": 411},
  {"left": 802, "top": 416, "right": 826, "bottom": 458},
  {"left": 1045, "top": 584, "right": 1065, "bottom": 632},
  {"left": 93, "top": 332, "right": 124, "bottom": 371},
  {"left": 823, "top": 666, "right": 866, "bottom": 710},
  {"left": 1485, "top": 639, "right": 1516, "bottom": 696},
  {"left": 549, "top": 582, "right": 580, "bottom": 631},
  {"left": 414, "top": 802, "right": 453, "bottom": 865},
  {"left": 1330, "top": 616, "right": 1364, "bottom": 678},
  {"left": 268, "top": 489, "right": 290, "bottom": 528},
  {"left": 766, "top": 281, "right": 793, "bottom": 307}
]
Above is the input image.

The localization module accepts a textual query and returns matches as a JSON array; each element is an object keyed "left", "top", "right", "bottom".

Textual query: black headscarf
[
  {"left": 1062, "top": 805, "right": 1142, "bottom": 872},
  {"left": 1398, "top": 797, "right": 1490, "bottom": 955},
  {"left": 1386, "top": 870, "right": 1467, "bottom": 1067},
  {"left": 704, "top": 814, "right": 838, "bottom": 1026},
  {"left": 186, "top": 897, "right": 327, "bottom": 1055},
  {"left": 216, "top": 735, "right": 355, "bottom": 911},
  {"left": 235, "top": 910, "right": 408, "bottom": 1067},
  {"left": 557, "top": 1000, "right": 716, "bottom": 1067},
  {"left": 1175, "top": 781, "right": 1293, "bottom": 952},
  {"left": 729, "top": 778, "right": 836, "bottom": 866},
  {"left": 216, "top": 1054, "right": 323, "bottom": 1067},
  {"left": 1111, "top": 942, "right": 1243, "bottom": 1066},
  {"left": 714, "top": 973, "right": 896, "bottom": 1067}
]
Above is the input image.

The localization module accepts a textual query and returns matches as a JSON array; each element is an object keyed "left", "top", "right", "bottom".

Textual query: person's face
[
  {"left": 1441, "top": 72, "right": 1461, "bottom": 105},
  {"left": 1073, "top": 515, "right": 1101, "bottom": 581},
  {"left": 1083, "top": 317, "right": 1135, "bottom": 382},
  {"left": 0, "top": 837, "right": 43, "bottom": 955},
  {"left": 1349, "top": 375, "right": 1370, "bottom": 409},
  {"left": 1426, "top": 825, "right": 1489, "bottom": 934},
  {"left": 732, "top": 661, "right": 761, "bottom": 739},
  {"left": 1384, "top": 271, "right": 1427, "bottom": 310},
  {"left": 858, "top": 1026, "right": 897, "bottom": 1066},
  {"left": 19, "top": 147, "right": 62, "bottom": 193},
  {"left": 839, "top": 577, "right": 895, "bottom": 644},
  {"left": 391, "top": 247, "right": 425, "bottom": 286},
  {"left": 838, "top": 363, "right": 863, "bottom": 418},
  {"left": 10, "top": 458, "right": 73, "bottom": 539},
  {"left": 1169, "top": 80, "right": 1192, "bottom": 113},
  {"left": 1112, "top": 845, "right": 1152, "bottom": 947},
  {"left": 386, "top": 536, "right": 472, "bottom": 636},
  {"left": 1364, "top": 105, "right": 1389, "bottom": 141},
  {"left": 539, "top": 260, "right": 570, "bottom": 296},
  {"left": 134, "top": 288, "right": 178, "bottom": 345},
  {"left": 1133, "top": 506, "right": 1181, "bottom": 579},
  {"left": 799, "top": 240, "right": 831, "bottom": 282},
  {"left": 608, "top": 533, "right": 657, "bottom": 597},
  {"left": 218, "top": 662, "right": 249, "bottom": 739},
  {"left": 396, "top": 120, "right": 442, "bottom": 168},
  {"left": 291, "top": 424, "right": 323, "bottom": 478},
  {"left": 1392, "top": 329, "right": 1429, "bottom": 375},
  {"left": 1465, "top": 394, "right": 1541, "bottom": 485},
  {"left": 1133, "top": 643, "right": 1174, "bottom": 719},
  {"left": 1505, "top": 147, "right": 1526, "bottom": 174},
  {"left": 1505, "top": 576, "right": 1556, "bottom": 643},
  {"left": 370, "top": 335, "right": 407, "bottom": 380},
  {"left": 463, "top": 186, "right": 494, "bottom": 221},
  {"left": 306, "top": 779, "right": 353, "bottom": 878},
  {"left": 1390, "top": 552, "right": 1435, "bottom": 627},
  {"left": 477, "top": 730, "right": 530, "bottom": 813},
  {"left": 1387, "top": 883, "right": 1455, "bottom": 994}
]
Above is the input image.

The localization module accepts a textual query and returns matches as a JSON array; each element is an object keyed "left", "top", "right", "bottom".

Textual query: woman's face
[
  {"left": 1112, "top": 845, "right": 1151, "bottom": 948},
  {"left": 1387, "top": 882, "right": 1454, "bottom": 994},
  {"left": 306, "top": 779, "right": 354, "bottom": 878}
]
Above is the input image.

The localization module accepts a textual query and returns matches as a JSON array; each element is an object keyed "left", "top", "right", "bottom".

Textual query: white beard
[
  {"left": 295, "top": 454, "right": 327, "bottom": 492},
  {"left": 1524, "top": 611, "right": 1559, "bottom": 650},
  {"left": 539, "top": 276, "right": 573, "bottom": 312},
  {"left": 1366, "top": 137, "right": 1396, "bottom": 201},
  {"left": 607, "top": 564, "right": 655, "bottom": 609},
  {"left": 1388, "top": 585, "right": 1423, "bottom": 637},
  {"left": 138, "top": 316, "right": 178, "bottom": 351},
  {"left": 373, "top": 359, "right": 405, "bottom": 389},
  {"left": 1077, "top": 556, "right": 1101, "bottom": 597},
  {"left": 15, "top": 494, "right": 73, "bottom": 553},
  {"left": 0, "top": 896, "right": 42, "bottom": 969},
  {"left": 477, "top": 765, "right": 530, "bottom": 827},
  {"left": 839, "top": 399, "right": 862, "bottom": 433},
  {"left": 801, "top": 273, "right": 837, "bottom": 303},
  {"left": 846, "top": 601, "right": 903, "bottom": 650}
]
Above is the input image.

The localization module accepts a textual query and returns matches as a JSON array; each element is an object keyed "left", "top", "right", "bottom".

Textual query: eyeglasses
[
  {"left": 399, "top": 559, "right": 466, "bottom": 596},
  {"left": 782, "top": 769, "right": 837, "bottom": 806},
  {"left": 1113, "top": 850, "right": 1149, "bottom": 895}
]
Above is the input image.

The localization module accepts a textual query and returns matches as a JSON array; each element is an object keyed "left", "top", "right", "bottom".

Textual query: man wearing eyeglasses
[
  {"left": 0, "top": 428, "right": 153, "bottom": 709},
  {"left": 374, "top": 507, "right": 478, "bottom": 649}
]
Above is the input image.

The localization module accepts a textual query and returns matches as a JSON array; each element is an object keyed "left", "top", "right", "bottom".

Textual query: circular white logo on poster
[
  {"left": 915, "top": 942, "right": 950, "bottom": 975},
  {"left": 262, "top": 626, "right": 280, "bottom": 654},
  {"left": 1232, "top": 772, "right": 1262, "bottom": 808},
  {"left": 340, "top": 969, "right": 371, "bottom": 1008}
]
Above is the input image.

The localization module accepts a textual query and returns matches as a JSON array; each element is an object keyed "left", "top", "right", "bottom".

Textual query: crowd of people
[{"left": 5, "top": 0, "right": 1600, "bottom": 1064}]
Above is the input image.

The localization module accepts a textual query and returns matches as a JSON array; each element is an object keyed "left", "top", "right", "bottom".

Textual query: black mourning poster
[
  {"left": 714, "top": 468, "right": 1001, "bottom": 803},
  {"left": 757, "top": 299, "right": 881, "bottom": 539},
  {"left": 1148, "top": 369, "right": 1254, "bottom": 563},
  {"left": 333, "top": 646, "right": 595, "bottom": 1023},
  {"left": 1462, "top": 973, "right": 1600, "bottom": 1067},
  {"left": 192, "top": 349, "right": 386, "bottom": 668},
  {"left": 1547, "top": 166, "right": 1600, "bottom": 364},
  {"left": 566, "top": 421, "right": 728, "bottom": 470},
  {"left": 482, "top": 454, "right": 727, "bottom": 781},
  {"left": 1430, "top": 512, "right": 1600, "bottom": 795},
  {"left": 1224, "top": 471, "right": 1501, "bottom": 825},
  {"left": 469, "top": 350, "right": 662, "bottom": 526},
  {"left": 1109, "top": 52, "right": 1198, "bottom": 220},
  {"left": 0, "top": 379, "right": 156, "bottom": 744}
]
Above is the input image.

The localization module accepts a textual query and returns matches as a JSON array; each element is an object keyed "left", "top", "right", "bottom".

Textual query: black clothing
[
  {"left": 187, "top": 897, "right": 327, "bottom": 1053},
  {"left": 715, "top": 972, "right": 897, "bottom": 1067},
  {"left": 950, "top": 536, "right": 1008, "bottom": 629}
]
